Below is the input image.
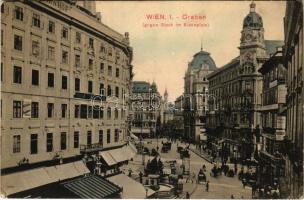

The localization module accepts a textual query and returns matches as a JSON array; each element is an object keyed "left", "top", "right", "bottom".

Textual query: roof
[
  {"left": 107, "top": 174, "right": 156, "bottom": 198},
  {"left": 189, "top": 50, "right": 217, "bottom": 70},
  {"left": 265, "top": 40, "right": 284, "bottom": 56},
  {"left": 243, "top": 2, "right": 263, "bottom": 29},
  {"left": 1, "top": 161, "right": 89, "bottom": 196},
  {"left": 132, "top": 81, "right": 158, "bottom": 93},
  {"left": 62, "top": 175, "right": 122, "bottom": 198},
  {"left": 207, "top": 56, "right": 240, "bottom": 79}
]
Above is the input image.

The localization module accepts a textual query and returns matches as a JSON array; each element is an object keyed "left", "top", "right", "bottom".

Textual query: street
[{"left": 122, "top": 138, "right": 252, "bottom": 199}]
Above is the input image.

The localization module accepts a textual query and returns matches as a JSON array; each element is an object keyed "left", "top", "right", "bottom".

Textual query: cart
[{"left": 198, "top": 172, "right": 207, "bottom": 184}]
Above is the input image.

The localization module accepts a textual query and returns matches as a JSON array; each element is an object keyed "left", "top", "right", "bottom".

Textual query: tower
[
  {"left": 164, "top": 88, "right": 168, "bottom": 103},
  {"left": 239, "top": 1, "right": 267, "bottom": 75}
]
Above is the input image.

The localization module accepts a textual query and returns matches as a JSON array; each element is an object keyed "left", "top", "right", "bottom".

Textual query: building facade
[
  {"left": 257, "top": 48, "right": 287, "bottom": 196},
  {"left": 283, "top": 0, "right": 303, "bottom": 198},
  {"left": 1, "top": 0, "right": 133, "bottom": 170},
  {"left": 183, "top": 47, "right": 217, "bottom": 142},
  {"left": 207, "top": 2, "right": 284, "bottom": 161},
  {"left": 130, "top": 81, "right": 161, "bottom": 138}
]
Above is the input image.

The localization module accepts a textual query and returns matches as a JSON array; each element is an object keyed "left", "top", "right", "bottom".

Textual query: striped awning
[
  {"left": 99, "top": 145, "right": 137, "bottom": 166},
  {"left": 62, "top": 175, "right": 122, "bottom": 198}
]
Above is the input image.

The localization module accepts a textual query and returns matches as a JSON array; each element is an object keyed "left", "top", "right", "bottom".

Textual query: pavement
[{"left": 121, "top": 138, "right": 252, "bottom": 199}]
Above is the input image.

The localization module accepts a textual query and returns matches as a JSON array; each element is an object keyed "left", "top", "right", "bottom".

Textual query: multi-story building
[
  {"left": 173, "top": 95, "right": 184, "bottom": 139},
  {"left": 130, "top": 81, "right": 161, "bottom": 138},
  {"left": 283, "top": 0, "right": 303, "bottom": 198},
  {"left": 257, "top": 47, "right": 287, "bottom": 195},
  {"left": 183, "top": 47, "right": 217, "bottom": 142},
  {"left": 207, "top": 2, "right": 284, "bottom": 161},
  {"left": 1, "top": 0, "right": 133, "bottom": 171}
]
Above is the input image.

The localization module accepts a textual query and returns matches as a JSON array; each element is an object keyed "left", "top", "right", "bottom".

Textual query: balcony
[
  {"left": 259, "top": 150, "right": 283, "bottom": 164},
  {"left": 74, "top": 92, "right": 106, "bottom": 101},
  {"left": 80, "top": 143, "right": 103, "bottom": 153}
]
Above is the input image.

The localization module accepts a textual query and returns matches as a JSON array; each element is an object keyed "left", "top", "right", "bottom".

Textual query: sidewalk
[{"left": 189, "top": 147, "right": 216, "bottom": 163}]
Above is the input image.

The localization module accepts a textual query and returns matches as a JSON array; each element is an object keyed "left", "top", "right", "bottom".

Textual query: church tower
[
  {"left": 164, "top": 88, "right": 168, "bottom": 104},
  {"left": 239, "top": 1, "right": 267, "bottom": 75}
]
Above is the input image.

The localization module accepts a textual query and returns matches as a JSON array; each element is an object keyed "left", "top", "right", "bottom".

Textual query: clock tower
[{"left": 239, "top": 2, "right": 267, "bottom": 75}]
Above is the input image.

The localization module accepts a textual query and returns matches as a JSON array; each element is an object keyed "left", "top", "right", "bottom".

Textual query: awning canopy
[
  {"left": 107, "top": 174, "right": 155, "bottom": 198},
  {"left": 62, "top": 175, "right": 122, "bottom": 198},
  {"left": 99, "top": 145, "right": 137, "bottom": 166},
  {"left": 130, "top": 133, "right": 139, "bottom": 140},
  {"left": 1, "top": 161, "right": 89, "bottom": 196}
]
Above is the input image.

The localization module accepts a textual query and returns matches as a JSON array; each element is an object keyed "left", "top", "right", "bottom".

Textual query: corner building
[
  {"left": 0, "top": 0, "right": 133, "bottom": 170},
  {"left": 207, "top": 2, "right": 283, "bottom": 161},
  {"left": 183, "top": 48, "right": 217, "bottom": 142}
]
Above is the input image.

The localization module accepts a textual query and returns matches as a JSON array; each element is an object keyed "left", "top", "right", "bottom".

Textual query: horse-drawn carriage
[
  {"left": 161, "top": 142, "right": 172, "bottom": 153},
  {"left": 197, "top": 169, "right": 207, "bottom": 184}
]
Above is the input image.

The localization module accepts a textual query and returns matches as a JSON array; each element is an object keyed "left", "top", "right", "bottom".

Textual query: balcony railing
[{"left": 80, "top": 143, "right": 103, "bottom": 153}]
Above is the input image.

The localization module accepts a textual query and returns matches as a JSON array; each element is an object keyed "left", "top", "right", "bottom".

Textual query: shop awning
[
  {"left": 99, "top": 145, "right": 137, "bottom": 166},
  {"left": 107, "top": 174, "right": 155, "bottom": 198},
  {"left": 1, "top": 161, "right": 89, "bottom": 196},
  {"left": 62, "top": 175, "right": 122, "bottom": 198},
  {"left": 99, "top": 151, "right": 117, "bottom": 166}
]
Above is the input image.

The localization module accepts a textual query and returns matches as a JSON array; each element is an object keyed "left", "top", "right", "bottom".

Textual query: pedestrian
[
  {"left": 206, "top": 180, "right": 209, "bottom": 192},
  {"left": 234, "top": 163, "right": 238, "bottom": 174},
  {"left": 139, "top": 171, "right": 143, "bottom": 184},
  {"left": 231, "top": 194, "right": 234, "bottom": 199},
  {"left": 186, "top": 192, "right": 190, "bottom": 199},
  {"left": 242, "top": 178, "right": 246, "bottom": 189},
  {"left": 191, "top": 172, "right": 196, "bottom": 184}
]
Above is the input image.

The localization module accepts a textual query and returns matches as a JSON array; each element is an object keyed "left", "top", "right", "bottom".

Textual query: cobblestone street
[{"left": 122, "top": 139, "right": 252, "bottom": 198}]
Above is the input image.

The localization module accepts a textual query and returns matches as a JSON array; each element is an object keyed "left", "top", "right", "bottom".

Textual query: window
[
  {"left": 115, "top": 68, "right": 119, "bottom": 78},
  {"left": 75, "top": 55, "right": 80, "bottom": 67},
  {"left": 88, "top": 81, "right": 93, "bottom": 93},
  {"left": 48, "top": 21, "right": 55, "bottom": 33},
  {"left": 47, "top": 103, "right": 54, "bottom": 118},
  {"left": 62, "top": 27, "right": 68, "bottom": 39},
  {"left": 13, "top": 135, "right": 21, "bottom": 153},
  {"left": 108, "top": 47, "right": 112, "bottom": 56},
  {"left": 108, "top": 66, "right": 112, "bottom": 76},
  {"left": 107, "top": 85, "right": 112, "bottom": 96},
  {"left": 1, "top": 30, "right": 3, "bottom": 46},
  {"left": 15, "top": 6, "right": 23, "bottom": 21},
  {"left": 100, "top": 83, "right": 105, "bottom": 95},
  {"left": 80, "top": 104, "right": 87, "bottom": 119},
  {"left": 13, "top": 100, "right": 22, "bottom": 118},
  {"left": 62, "top": 50, "right": 68, "bottom": 64},
  {"left": 74, "top": 105, "right": 80, "bottom": 118},
  {"left": 98, "top": 130, "right": 103, "bottom": 144},
  {"left": 114, "top": 129, "right": 119, "bottom": 143},
  {"left": 87, "top": 131, "right": 92, "bottom": 145},
  {"left": 48, "top": 72, "right": 54, "bottom": 87},
  {"left": 100, "top": 63, "right": 104, "bottom": 73},
  {"left": 14, "top": 35, "right": 22, "bottom": 51},
  {"left": 60, "top": 132, "right": 67, "bottom": 150},
  {"left": 114, "top": 109, "right": 119, "bottom": 119},
  {"left": 75, "top": 32, "right": 81, "bottom": 43},
  {"left": 32, "top": 13, "right": 40, "bottom": 28},
  {"left": 115, "top": 86, "right": 119, "bottom": 97},
  {"left": 107, "top": 129, "right": 111, "bottom": 144},
  {"left": 61, "top": 104, "right": 67, "bottom": 118},
  {"left": 88, "top": 59, "right": 93, "bottom": 70},
  {"left": 75, "top": 78, "right": 80, "bottom": 92},
  {"left": 31, "top": 102, "right": 39, "bottom": 118},
  {"left": 89, "top": 38, "right": 94, "bottom": 48},
  {"left": 46, "top": 133, "right": 53, "bottom": 152},
  {"left": 48, "top": 46, "right": 55, "bottom": 60},
  {"left": 93, "top": 106, "right": 99, "bottom": 119},
  {"left": 1, "top": 63, "right": 3, "bottom": 81},
  {"left": 74, "top": 132, "right": 79, "bottom": 148},
  {"left": 100, "top": 107, "right": 104, "bottom": 119},
  {"left": 13, "top": 66, "right": 22, "bottom": 84},
  {"left": 62, "top": 75, "right": 67, "bottom": 89},
  {"left": 107, "top": 107, "right": 111, "bottom": 119},
  {"left": 30, "top": 134, "right": 38, "bottom": 154},
  {"left": 32, "top": 41, "right": 40, "bottom": 57},
  {"left": 88, "top": 106, "right": 93, "bottom": 119},
  {"left": 32, "top": 69, "right": 39, "bottom": 85},
  {"left": 1, "top": 4, "right": 4, "bottom": 13}
]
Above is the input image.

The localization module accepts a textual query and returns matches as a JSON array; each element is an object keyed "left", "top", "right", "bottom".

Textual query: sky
[{"left": 96, "top": 1, "right": 286, "bottom": 102}]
